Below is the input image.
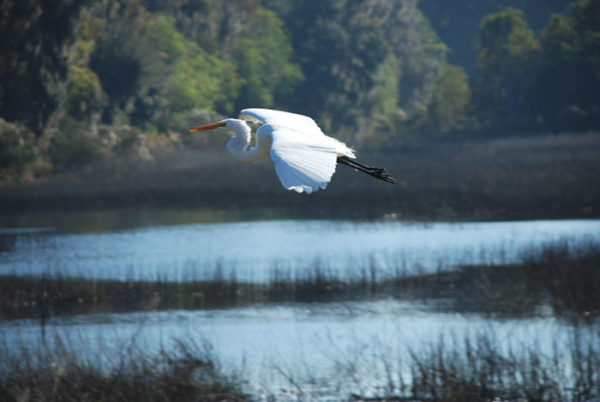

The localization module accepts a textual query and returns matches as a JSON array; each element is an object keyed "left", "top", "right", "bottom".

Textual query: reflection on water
[
  {"left": 1, "top": 219, "right": 599, "bottom": 281},
  {"left": 1, "top": 215, "right": 599, "bottom": 399},
  {"left": 3, "top": 299, "right": 597, "bottom": 398}
]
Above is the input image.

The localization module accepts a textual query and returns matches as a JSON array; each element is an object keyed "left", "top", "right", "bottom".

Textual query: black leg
[{"left": 337, "top": 156, "right": 397, "bottom": 184}]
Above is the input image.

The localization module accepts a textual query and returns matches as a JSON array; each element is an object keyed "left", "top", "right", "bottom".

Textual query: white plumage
[
  {"left": 190, "top": 108, "right": 394, "bottom": 194},
  {"left": 240, "top": 108, "right": 355, "bottom": 193}
]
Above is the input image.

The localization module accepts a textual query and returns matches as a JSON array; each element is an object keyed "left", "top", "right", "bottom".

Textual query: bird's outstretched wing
[
  {"left": 268, "top": 126, "right": 339, "bottom": 193},
  {"left": 239, "top": 108, "right": 355, "bottom": 193},
  {"left": 239, "top": 108, "right": 324, "bottom": 137}
]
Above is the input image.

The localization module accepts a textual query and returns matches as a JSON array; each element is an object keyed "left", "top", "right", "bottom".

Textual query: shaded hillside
[{"left": 0, "top": 0, "right": 599, "bottom": 183}]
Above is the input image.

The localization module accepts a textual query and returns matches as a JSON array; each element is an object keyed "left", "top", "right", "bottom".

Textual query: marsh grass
[
  {"left": 387, "top": 241, "right": 600, "bottom": 320},
  {"left": 0, "top": 336, "right": 247, "bottom": 402},
  {"left": 1, "top": 243, "right": 599, "bottom": 401},
  {"left": 1, "top": 133, "right": 599, "bottom": 221},
  {"left": 2, "top": 325, "right": 598, "bottom": 401},
  {"left": 342, "top": 328, "right": 600, "bottom": 402},
  {"left": 2, "top": 242, "right": 599, "bottom": 322}
]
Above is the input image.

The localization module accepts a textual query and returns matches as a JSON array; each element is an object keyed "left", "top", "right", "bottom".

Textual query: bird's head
[{"left": 189, "top": 118, "right": 248, "bottom": 134}]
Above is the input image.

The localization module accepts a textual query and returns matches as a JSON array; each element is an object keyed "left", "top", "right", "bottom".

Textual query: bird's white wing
[
  {"left": 240, "top": 108, "right": 324, "bottom": 137},
  {"left": 268, "top": 125, "right": 339, "bottom": 194},
  {"left": 239, "top": 108, "right": 356, "bottom": 193}
]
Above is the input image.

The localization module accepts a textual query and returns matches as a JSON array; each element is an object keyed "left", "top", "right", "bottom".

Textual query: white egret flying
[{"left": 190, "top": 108, "right": 396, "bottom": 193}]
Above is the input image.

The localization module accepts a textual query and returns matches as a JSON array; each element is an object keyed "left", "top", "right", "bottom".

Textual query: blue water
[
  {"left": 1, "top": 219, "right": 599, "bottom": 281},
  {"left": 3, "top": 299, "right": 597, "bottom": 399},
  {"left": 1, "top": 217, "right": 599, "bottom": 399}
]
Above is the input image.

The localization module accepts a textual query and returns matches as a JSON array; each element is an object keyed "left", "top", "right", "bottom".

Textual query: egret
[{"left": 190, "top": 108, "right": 396, "bottom": 193}]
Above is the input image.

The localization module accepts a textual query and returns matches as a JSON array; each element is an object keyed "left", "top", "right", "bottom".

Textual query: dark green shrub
[
  {"left": 0, "top": 118, "right": 40, "bottom": 182},
  {"left": 48, "top": 118, "right": 106, "bottom": 169}
]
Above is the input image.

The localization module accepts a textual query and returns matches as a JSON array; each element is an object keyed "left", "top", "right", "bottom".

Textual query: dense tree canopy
[
  {"left": 0, "top": 0, "right": 87, "bottom": 134},
  {"left": 0, "top": 0, "right": 599, "bottom": 180},
  {"left": 533, "top": 0, "right": 600, "bottom": 130},
  {"left": 419, "top": 0, "right": 573, "bottom": 75},
  {"left": 475, "top": 8, "right": 541, "bottom": 130}
]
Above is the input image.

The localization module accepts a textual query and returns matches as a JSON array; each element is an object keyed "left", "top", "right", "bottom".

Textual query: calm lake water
[
  {"left": 1, "top": 215, "right": 599, "bottom": 399},
  {"left": 3, "top": 299, "right": 598, "bottom": 399},
  {"left": 1, "top": 218, "right": 599, "bottom": 281}
]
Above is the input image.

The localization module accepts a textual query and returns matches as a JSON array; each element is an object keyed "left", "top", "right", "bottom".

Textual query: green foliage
[
  {"left": 48, "top": 119, "right": 155, "bottom": 170},
  {"left": 275, "top": 0, "right": 447, "bottom": 140},
  {"left": 475, "top": 7, "right": 540, "bottom": 130},
  {"left": 67, "top": 65, "right": 105, "bottom": 120},
  {"left": 419, "top": 0, "right": 573, "bottom": 76},
  {"left": 48, "top": 119, "right": 106, "bottom": 169},
  {"left": 86, "top": 9, "right": 241, "bottom": 131},
  {"left": 235, "top": 9, "right": 303, "bottom": 109},
  {"left": 533, "top": 0, "right": 600, "bottom": 130},
  {"left": 103, "top": 124, "right": 152, "bottom": 161},
  {"left": 138, "top": 15, "right": 239, "bottom": 127},
  {"left": 135, "top": 15, "right": 188, "bottom": 95},
  {"left": 278, "top": 1, "right": 390, "bottom": 136},
  {"left": 428, "top": 65, "right": 471, "bottom": 135},
  {"left": 357, "top": 54, "right": 400, "bottom": 144},
  {"left": 478, "top": 8, "right": 541, "bottom": 70},
  {"left": 0, "top": 118, "right": 40, "bottom": 181},
  {"left": 166, "top": 48, "right": 238, "bottom": 118},
  {"left": 144, "top": 15, "right": 187, "bottom": 60},
  {"left": 0, "top": 0, "right": 88, "bottom": 135},
  {"left": 89, "top": 11, "right": 144, "bottom": 122},
  {"left": 2, "top": 0, "right": 600, "bottom": 182},
  {"left": 371, "top": 54, "right": 400, "bottom": 119}
]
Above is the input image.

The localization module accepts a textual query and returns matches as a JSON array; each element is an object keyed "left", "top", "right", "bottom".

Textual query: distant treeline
[{"left": 0, "top": 0, "right": 599, "bottom": 181}]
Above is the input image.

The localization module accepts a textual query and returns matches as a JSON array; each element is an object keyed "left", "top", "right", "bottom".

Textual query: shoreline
[{"left": 1, "top": 133, "right": 599, "bottom": 223}]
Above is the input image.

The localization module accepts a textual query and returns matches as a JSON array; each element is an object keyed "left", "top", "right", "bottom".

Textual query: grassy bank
[
  {"left": 3, "top": 242, "right": 599, "bottom": 322},
  {"left": 1, "top": 133, "right": 599, "bottom": 221},
  {"left": 1, "top": 324, "right": 597, "bottom": 401},
  {"left": 347, "top": 327, "right": 600, "bottom": 401},
  {"left": 0, "top": 337, "right": 247, "bottom": 402}
]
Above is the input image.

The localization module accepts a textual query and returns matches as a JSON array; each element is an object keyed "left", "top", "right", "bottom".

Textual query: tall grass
[
  {"left": 390, "top": 241, "right": 600, "bottom": 320},
  {"left": 341, "top": 328, "right": 600, "bottom": 401},
  {"left": 2, "top": 328, "right": 598, "bottom": 401},
  {"left": 1, "top": 242, "right": 599, "bottom": 400},
  {"left": 1, "top": 133, "right": 599, "bottom": 221},
  {"left": 2, "top": 242, "right": 599, "bottom": 322},
  {"left": 0, "top": 335, "right": 247, "bottom": 402}
]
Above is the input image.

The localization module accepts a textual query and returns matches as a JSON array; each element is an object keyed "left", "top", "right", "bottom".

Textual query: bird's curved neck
[{"left": 225, "top": 121, "right": 269, "bottom": 163}]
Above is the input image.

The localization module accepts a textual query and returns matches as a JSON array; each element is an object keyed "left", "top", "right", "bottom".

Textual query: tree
[
  {"left": 137, "top": 15, "right": 237, "bottom": 128},
  {"left": 474, "top": 8, "right": 540, "bottom": 131},
  {"left": 234, "top": 9, "right": 303, "bottom": 110},
  {"left": 165, "top": 45, "right": 238, "bottom": 120},
  {"left": 419, "top": 0, "right": 573, "bottom": 77},
  {"left": 268, "top": 0, "right": 448, "bottom": 141},
  {"left": 428, "top": 65, "right": 471, "bottom": 136},
  {"left": 534, "top": 0, "right": 600, "bottom": 131},
  {"left": 273, "top": 0, "right": 390, "bottom": 136},
  {"left": 0, "top": 0, "right": 87, "bottom": 135},
  {"left": 88, "top": 1, "right": 147, "bottom": 125},
  {"left": 0, "top": 118, "right": 40, "bottom": 181},
  {"left": 87, "top": 8, "right": 238, "bottom": 130}
]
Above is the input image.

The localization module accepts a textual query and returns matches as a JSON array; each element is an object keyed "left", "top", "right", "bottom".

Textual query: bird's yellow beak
[{"left": 189, "top": 122, "right": 226, "bottom": 132}]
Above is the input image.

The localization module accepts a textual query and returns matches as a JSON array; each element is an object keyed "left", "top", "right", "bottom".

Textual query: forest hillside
[{"left": 0, "top": 0, "right": 599, "bottom": 182}]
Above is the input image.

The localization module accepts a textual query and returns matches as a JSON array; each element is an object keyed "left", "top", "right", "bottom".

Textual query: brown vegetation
[
  {"left": 1, "top": 133, "right": 599, "bottom": 222},
  {"left": 0, "top": 339, "right": 247, "bottom": 402},
  {"left": 3, "top": 242, "right": 598, "bottom": 323}
]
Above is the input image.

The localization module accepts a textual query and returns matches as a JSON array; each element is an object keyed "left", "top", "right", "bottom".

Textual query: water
[
  {"left": 1, "top": 215, "right": 599, "bottom": 399},
  {"left": 3, "top": 299, "right": 597, "bottom": 399},
  {"left": 1, "top": 218, "right": 599, "bottom": 281}
]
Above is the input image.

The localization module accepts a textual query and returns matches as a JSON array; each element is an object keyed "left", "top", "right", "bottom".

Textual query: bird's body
[{"left": 190, "top": 108, "right": 395, "bottom": 193}]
